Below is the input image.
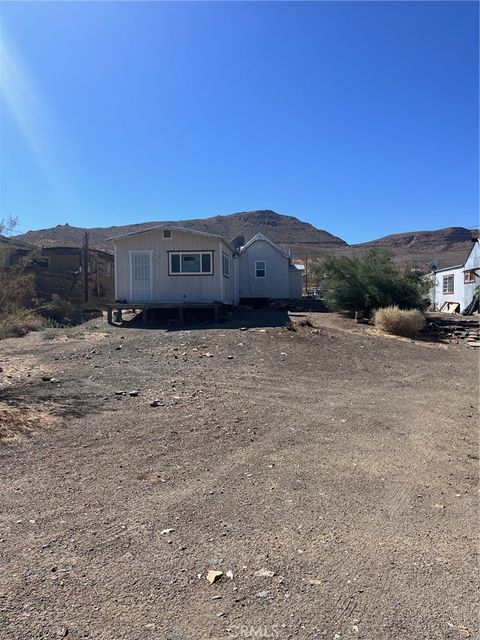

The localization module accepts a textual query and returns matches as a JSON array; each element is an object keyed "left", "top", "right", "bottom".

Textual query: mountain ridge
[{"left": 14, "top": 210, "right": 476, "bottom": 270}]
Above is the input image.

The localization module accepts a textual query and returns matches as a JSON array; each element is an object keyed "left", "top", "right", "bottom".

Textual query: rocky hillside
[
  {"left": 14, "top": 210, "right": 476, "bottom": 270},
  {"left": 16, "top": 210, "right": 345, "bottom": 254}
]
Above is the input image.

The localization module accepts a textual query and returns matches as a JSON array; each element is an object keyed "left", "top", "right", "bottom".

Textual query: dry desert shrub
[
  {"left": 0, "top": 312, "right": 43, "bottom": 339},
  {"left": 374, "top": 306, "right": 426, "bottom": 338}
]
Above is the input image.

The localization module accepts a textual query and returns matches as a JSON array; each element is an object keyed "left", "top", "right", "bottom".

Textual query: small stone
[
  {"left": 206, "top": 570, "right": 223, "bottom": 584},
  {"left": 50, "top": 378, "right": 60, "bottom": 383},
  {"left": 227, "top": 355, "right": 234, "bottom": 360},
  {"left": 144, "top": 624, "right": 155, "bottom": 630},
  {"left": 57, "top": 628, "right": 68, "bottom": 638},
  {"left": 256, "top": 590, "right": 269, "bottom": 598},
  {"left": 41, "top": 375, "right": 51, "bottom": 381},
  {"left": 114, "top": 390, "right": 126, "bottom": 396},
  {"left": 254, "top": 568, "right": 275, "bottom": 578},
  {"left": 226, "top": 570, "right": 234, "bottom": 580},
  {"left": 161, "top": 528, "right": 175, "bottom": 535},
  {"left": 115, "top": 345, "right": 122, "bottom": 350},
  {"left": 128, "top": 390, "right": 139, "bottom": 397}
]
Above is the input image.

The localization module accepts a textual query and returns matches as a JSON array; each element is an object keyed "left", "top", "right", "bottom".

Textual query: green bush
[
  {"left": 313, "top": 249, "right": 429, "bottom": 316},
  {"left": 374, "top": 306, "right": 426, "bottom": 337}
]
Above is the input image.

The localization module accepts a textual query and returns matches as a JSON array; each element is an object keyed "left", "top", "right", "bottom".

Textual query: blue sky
[{"left": 0, "top": 1, "right": 478, "bottom": 243}]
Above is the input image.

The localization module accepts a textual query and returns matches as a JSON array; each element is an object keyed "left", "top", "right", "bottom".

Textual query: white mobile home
[
  {"left": 429, "top": 239, "right": 479, "bottom": 313},
  {"left": 111, "top": 226, "right": 238, "bottom": 305}
]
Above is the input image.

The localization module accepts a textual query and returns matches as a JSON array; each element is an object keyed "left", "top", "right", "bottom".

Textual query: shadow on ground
[{"left": 113, "top": 308, "right": 292, "bottom": 331}]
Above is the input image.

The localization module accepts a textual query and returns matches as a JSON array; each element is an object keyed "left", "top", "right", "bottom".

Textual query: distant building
[
  {"left": 428, "top": 239, "right": 479, "bottom": 313},
  {"left": 1, "top": 236, "right": 114, "bottom": 303}
]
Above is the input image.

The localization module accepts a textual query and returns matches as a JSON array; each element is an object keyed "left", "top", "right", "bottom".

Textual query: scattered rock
[
  {"left": 203, "top": 352, "right": 214, "bottom": 358},
  {"left": 226, "top": 570, "right": 234, "bottom": 580},
  {"left": 227, "top": 355, "right": 234, "bottom": 359},
  {"left": 306, "top": 578, "right": 322, "bottom": 586},
  {"left": 56, "top": 628, "right": 68, "bottom": 638},
  {"left": 433, "top": 504, "right": 445, "bottom": 510},
  {"left": 114, "top": 390, "right": 126, "bottom": 396},
  {"left": 128, "top": 390, "right": 139, "bottom": 397},
  {"left": 206, "top": 570, "right": 223, "bottom": 584},
  {"left": 161, "top": 528, "right": 175, "bottom": 535},
  {"left": 149, "top": 400, "right": 160, "bottom": 407},
  {"left": 256, "top": 590, "right": 269, "bottom": 598},
  {"left": 254, "top": 568, "right": 275, "bottom": 578}
]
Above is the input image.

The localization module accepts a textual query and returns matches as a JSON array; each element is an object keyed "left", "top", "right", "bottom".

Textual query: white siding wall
[
  {"left": 429, "top": 241, "right": 480, "bottom": 312},
  {"left": 239, "top": 240, "right": 290, "bottom": 299},
  {"left": 113, "top": 229, "right": 235, "bottom": 304},
  {"left": 289, "top": 268, "right": 303, "bottom": 298}
]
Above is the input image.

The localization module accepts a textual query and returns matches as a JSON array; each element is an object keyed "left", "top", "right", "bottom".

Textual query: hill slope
[
  {"left": 16, "top": 210, "right": 345, "bottom": 253},
  {"left": 14, "top": 210, "right": 476, "bottom": 270}
]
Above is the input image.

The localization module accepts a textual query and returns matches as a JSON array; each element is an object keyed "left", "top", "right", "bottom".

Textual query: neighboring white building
[
  {"left": 428, "top": 239, "right": 479, "bottom": 313},
  {"left": 109, "top": 227, "right": 301, "bottom": 306}
]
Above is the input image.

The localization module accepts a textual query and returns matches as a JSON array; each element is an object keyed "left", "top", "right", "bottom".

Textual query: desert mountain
[{"left": 15, "top": 210, "right": 476, "bottom": 270}]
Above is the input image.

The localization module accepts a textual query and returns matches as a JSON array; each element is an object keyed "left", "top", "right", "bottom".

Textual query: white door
[{"left": 130, "top": 251, "right": 152, "bottom": 301}]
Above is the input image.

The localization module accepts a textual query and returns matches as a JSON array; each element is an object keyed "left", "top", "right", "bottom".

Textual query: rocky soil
[{"left": 0, "top": 312, "right": 478, "bottom": 640}]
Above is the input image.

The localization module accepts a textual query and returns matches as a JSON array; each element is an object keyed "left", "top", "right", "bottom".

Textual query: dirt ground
[{"left": 0, "top": 311, "right": 478, "bottom": 640}]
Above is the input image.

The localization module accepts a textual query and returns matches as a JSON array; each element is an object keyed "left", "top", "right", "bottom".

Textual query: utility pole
[
  {"left": 83, "top": 231, "right": 89, "bottom": 303},
  {"left": 305, "top": 254, "right": 308, "bottom": 294}
]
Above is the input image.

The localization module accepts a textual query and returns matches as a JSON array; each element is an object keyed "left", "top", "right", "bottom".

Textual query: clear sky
[{"left": 0, "top": 1, "right": 478, "bottom": 243}]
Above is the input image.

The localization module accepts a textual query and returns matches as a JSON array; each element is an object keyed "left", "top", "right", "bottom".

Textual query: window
[
  {"left": 442, "top": 274, "right": 454, "bottom": 294},
  {"left": 255, "top": 260, "right": 266, "bottom": 278},
  {"left": 222, "top": 252, "right": 230, "bottom": 278},
  {"left": 105, "top": 261, "right": 113, "bottom": 277},
  {"left": 464, "top": 270, "right": 476, "bottom": 284},
  {"left": 163, "top": 229, "right": 172, "bottom": 239},
  {"left": 27, "top": 256, "right": 49, "bottom": 269},
  {"left": 169, "top": 252, "right": 213, "bottom": 275}
]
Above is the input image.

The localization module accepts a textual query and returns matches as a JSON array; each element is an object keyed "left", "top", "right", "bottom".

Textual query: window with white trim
[
  {"left": 169, "top": 252, "right": 213, "bottom": 275},
  {"left": 464, "top": 270, "right": 476, "bottom": 284},
  {"left": 255, "top": 260, "right": 266, "bottom": 278},
  {"left": 222, "top": 252, "right": 230, "bottom": 278},
  {"left": 442, "top": 274, "right": 454, "bottom": 294}
]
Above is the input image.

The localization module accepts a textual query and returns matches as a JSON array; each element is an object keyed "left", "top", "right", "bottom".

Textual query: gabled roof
[
  {"left": 433, "top": 238, "right": 479, "bottom": 273},
  {"left": 239, "top": 233, "right": 289, "bottom": 258},
  {"left": 108, "top": 224, "right": 234, "bottom": 250}
]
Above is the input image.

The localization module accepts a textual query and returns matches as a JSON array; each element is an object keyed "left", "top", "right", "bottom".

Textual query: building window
[
  {"left": 169, "top": 252, "right": 213, "bottom": 275},
  {"left": 163, "top": 229, "right": 172, "bottom": 239},
  {"left": 464, "top": 270, "right": 476, "bottom": 284},
  {"left": 105, "top": 261, "right": 113, "bottom": 277},
  {"left": 27, "top": 256, "right": 49, "bottom": 269},
  {"left": 255, "top": 260, "right": 266, "bottom": 278},
  {"left": 222, "top": 253, "right": 230, "bottom": 278},
  {"left": 442, "top": 274, "right": 454, "bottom": 294}
]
